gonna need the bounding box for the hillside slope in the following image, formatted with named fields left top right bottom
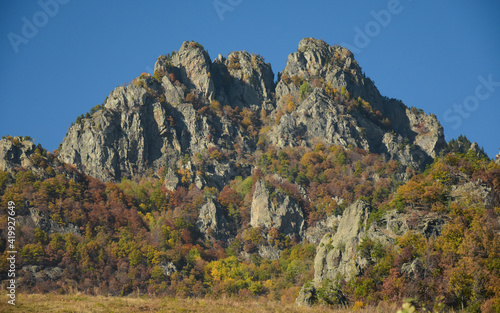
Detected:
left=1, top=39, right=499, bottom=312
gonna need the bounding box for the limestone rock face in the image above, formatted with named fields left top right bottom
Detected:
left=163, top=167, right=179, bottom=191
left=60, top=41, right=273, bottom=184
left=305, top=215, right=340, bottom=246
left=59, top=38, right=445, bottom=183
left=401, top=258, right=423, bottom=280
left=157, top=261, right=177, bottom=277
left=250, top=179, right=304, bottom=238
left=295, top=283, right=317, bottom=307
left=449, top=176, right=494, bottom=208
left=313, top=200, right=372, bottom=283
left=59, top=84, right=181, bottom=182
left=258, top=245, right=281, bottom=261
left=170, top=41, right=214, bottom=97
left=381, top=132, right=428, bottom=170
left=496, top=151, right=500, bottom=164
left=196, top=199, right=231, bottom=241
left=271, top=38, right=445, bottom=170
left=21, top=266, right=63, bottom=283
left=0, top=137, right=36, bottom=171
left=276, top=38, right=375, bottom=103
left=269, top=89, right=371, bottom=150
left=311, top=200, right=449, bottom=288
left=405, top=107, right=446, bottom=159
left=216, top=51, right=275, bottom=109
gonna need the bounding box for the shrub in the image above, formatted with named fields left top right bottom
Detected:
left=89, top=104, right=102, bottom=115
left=299, top=82, right=312, bottom=101
left=153, top=69, right=165, bottom=82
left=188, top=41, right=204, bottom=49
left=275, top=110, right=284, bottom=125
left=185, top=92, right=197, bottom=103
left=209, top=100, right=222, bottom=113
left=325, top=82, right=335, bottom=98
left=209, top=148, right=224, bottom=161
left=281, top=74, right=291, bottom=84
left=75, top=114, right=85, bottom=125
left=291, top=75, right=304, bottom=86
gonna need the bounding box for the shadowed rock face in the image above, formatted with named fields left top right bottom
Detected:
left=0, top=137, right=36, bottom=171
left=197, top=199, right=232, bottom=241
left=59, top=38, right=445, bottom=183
left=250, top=179, right=304, bottom=238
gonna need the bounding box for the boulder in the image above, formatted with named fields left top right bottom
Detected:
left=250, top=179, right=304, bottom=238
left=196, top=199, right=231, bottom=241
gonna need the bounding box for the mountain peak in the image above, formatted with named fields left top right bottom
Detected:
left=297, top=37, right=331, bottom=52
left=59, top=38, right=445, bottom=183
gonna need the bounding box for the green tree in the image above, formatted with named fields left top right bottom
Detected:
left=300, top=82, right=312, bottom=101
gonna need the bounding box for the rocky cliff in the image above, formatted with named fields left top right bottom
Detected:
left=250, top=179, right=304, bottom=238
left=270, top=38, right=445, bottom=169
left=59, top=41, right=273, bottom=182
left=0, top=136, right=36, bottom=172
left=308, top=200, right=447, bottom=287
left=59, top=38, right=445, bottom=184
left=197, top=199, right=232, bottom=241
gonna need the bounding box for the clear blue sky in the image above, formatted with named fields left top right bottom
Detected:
left=1, top=0, right=499, bottom=158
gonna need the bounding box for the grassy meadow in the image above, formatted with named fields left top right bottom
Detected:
left=0, top=293, right=401, bottom=312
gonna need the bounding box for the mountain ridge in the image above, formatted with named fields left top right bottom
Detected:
left=1, top=38, right=499, bottom=312
left=58, top=38, right=445, bottom=184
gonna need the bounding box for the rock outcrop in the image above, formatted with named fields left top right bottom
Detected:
left=270, top=38, right=445, bottom=170
left=313, top=200, right=372, bottom=283
left=297, top=198, right=449, bottom=306
left=305, top=215, right=340, bottom=246
left=269, top=89, right=371, bottom=151
left=59, top=41, right=272, bottom=183
left=157, top=261, right=177, bottom=277
left=59, top=84, right=179, bottom=182
left=59, top=38, right=445, bottom=183
left=214, top=51, right=275, bottom=109
left=163, top=167, right=179, bottom=191
left=250, top=179, right=304, bottom=238
left=0, top=136, right=36, bottom=172
left=196, top=199, right=231, bottom=241
left=21, top=266, right=63, bottom=283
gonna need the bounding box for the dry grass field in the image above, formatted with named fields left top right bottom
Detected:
left=0, top=294, right=401, bottom=313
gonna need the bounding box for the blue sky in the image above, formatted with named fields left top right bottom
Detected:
left=1, top=0, right=499, bottom=158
